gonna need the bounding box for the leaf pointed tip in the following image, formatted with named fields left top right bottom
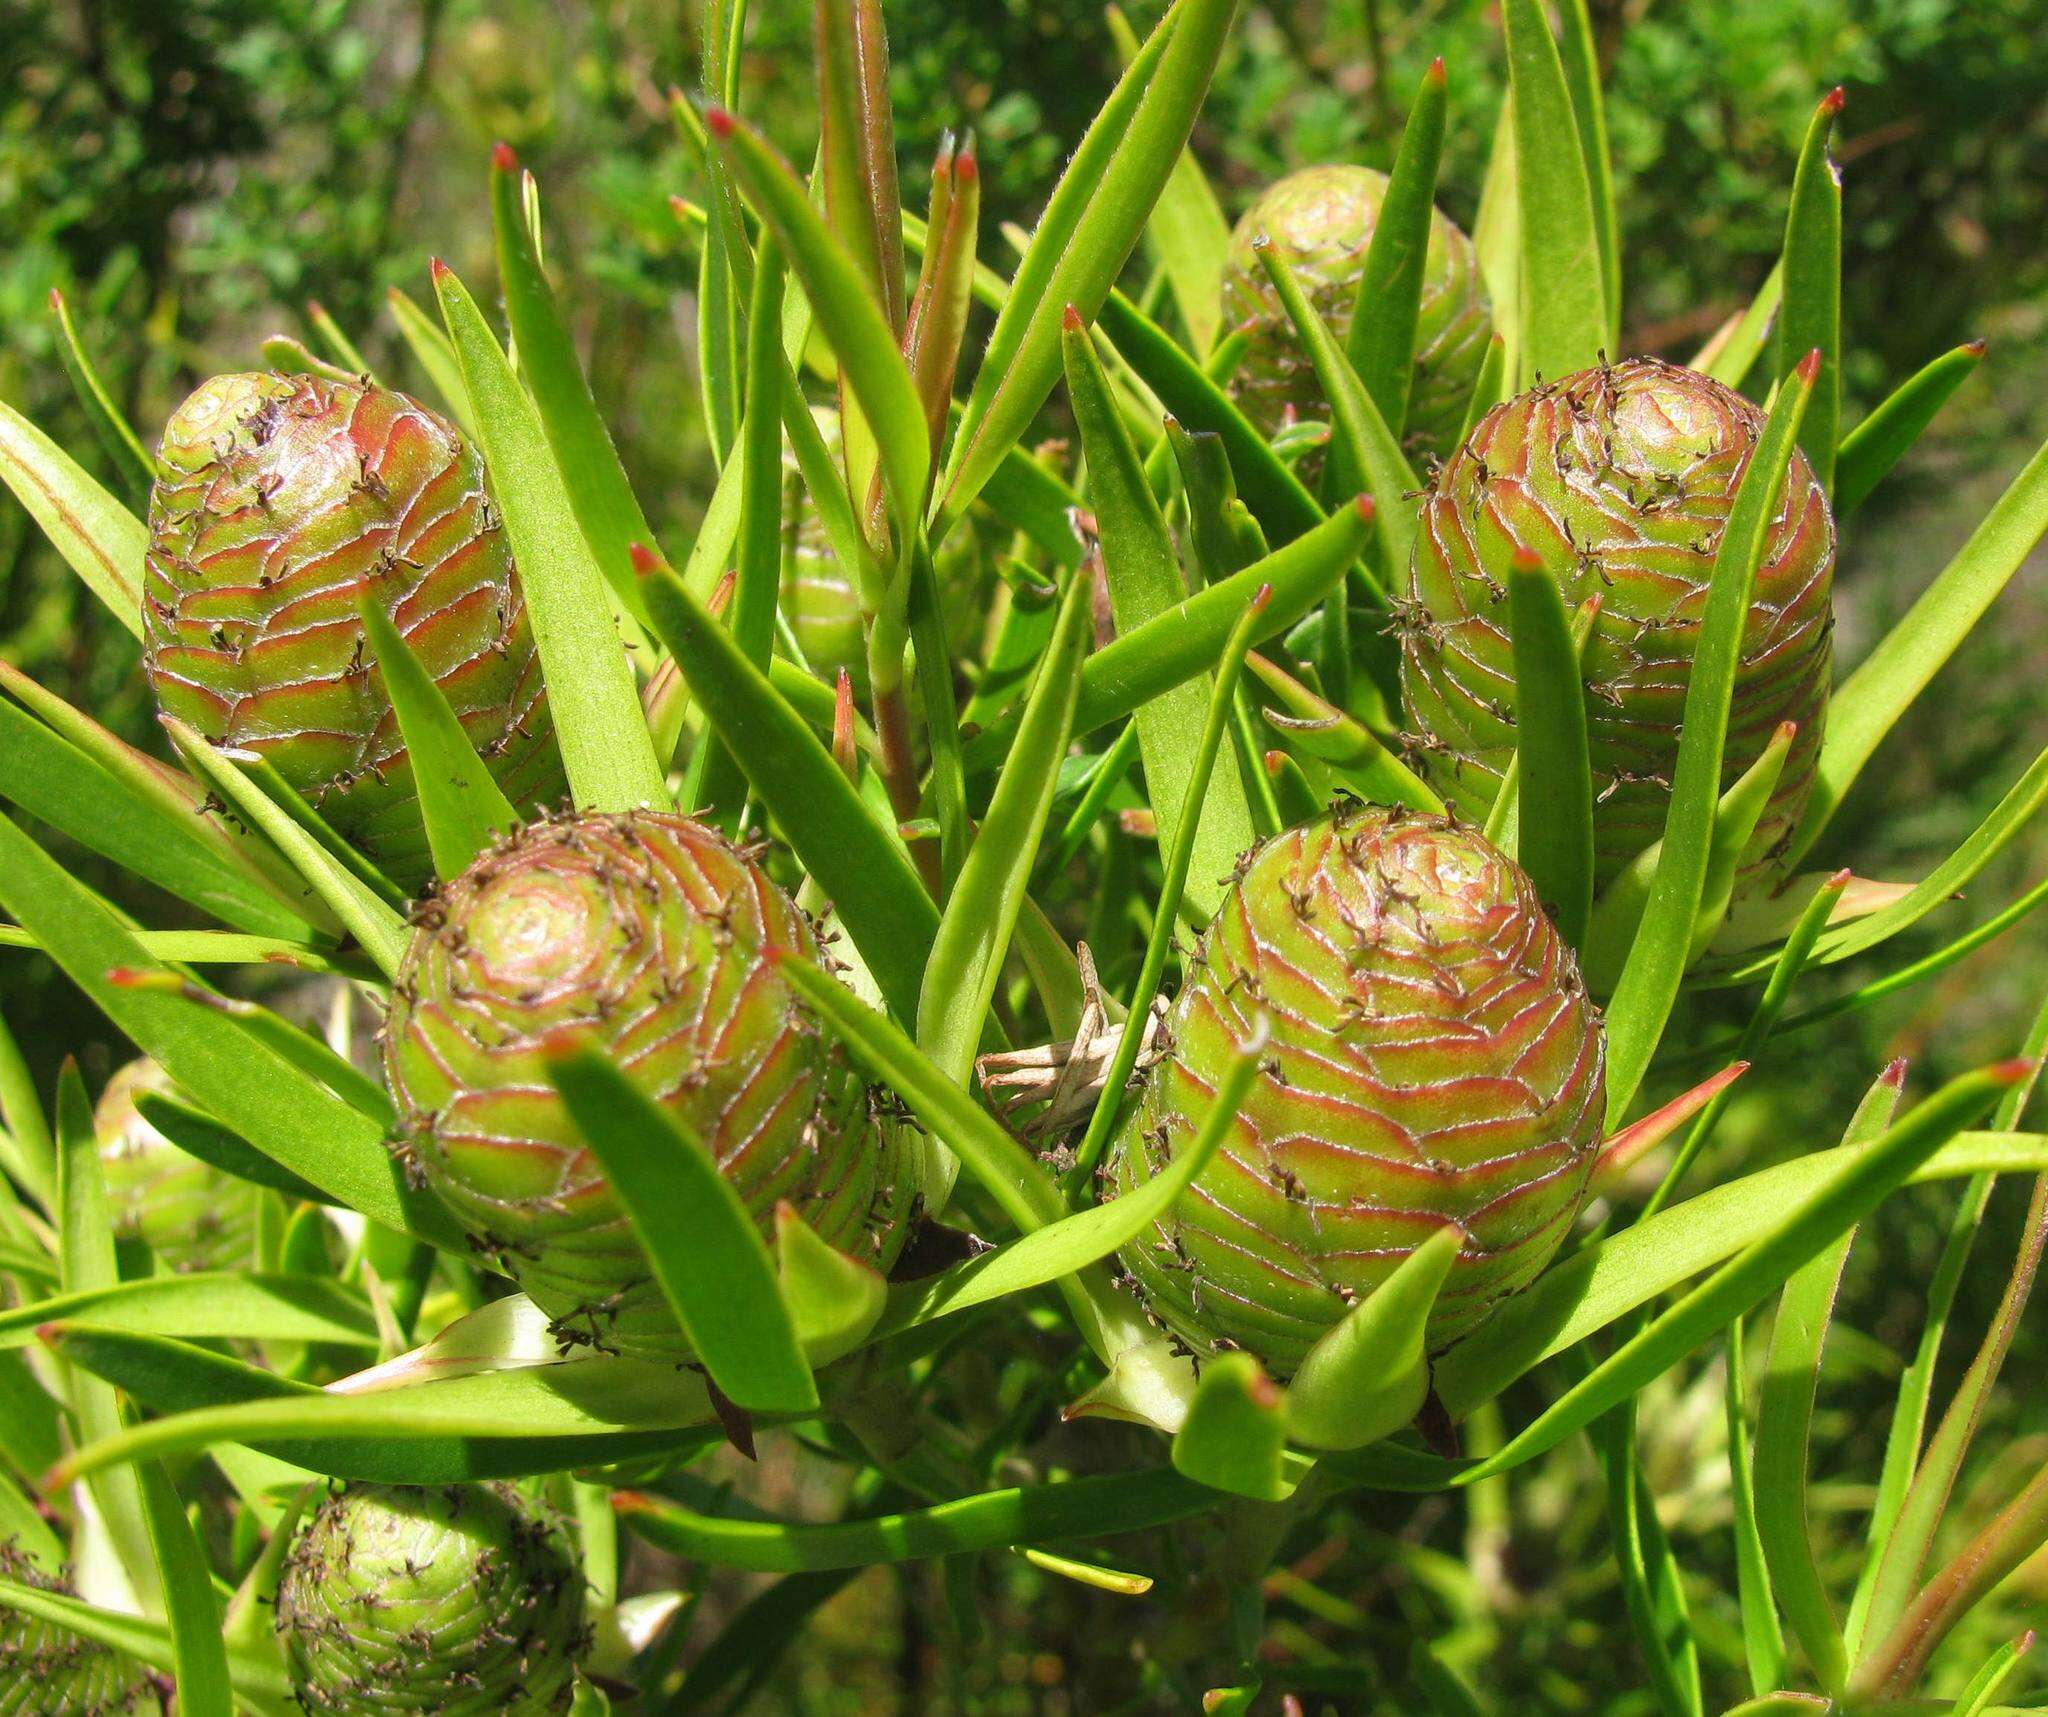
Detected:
left=1964, top=337, right=1989, bottom=358
left=1062, top=303, right=1085, bottom=333
left=429, top=256, right=451, bottom=283
left=628, top=541, right=664, bottom=576
left=1989, top=1057, right=2038, bottom=1085
left=1353, top=494, right=1377, bottom=524
left=704, top=105, right=736, bottom=139
left=1426, top=55, right=1446, bottom=85
left=491, top=139, right=519, bottom=174
left=1881, top=1056, right=1909, bottom=1089
left=46, top=285, right=63, bottom=312
left=1796, top=346, right=1824, bottom=384
left=1821, top=84, right=1846, bottom=116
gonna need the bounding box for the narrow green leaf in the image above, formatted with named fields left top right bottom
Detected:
left=1067, top=601, right=1270, bottom=1192
left=1849, top=989, right=2048, bottom=1658
left=56, top=1064, right=162, bottom=1616
left=637, top=561, right=937, bottom=1021
left=1097, top=288, right=1324, bottom=545
left=1171, top=1351, right=1293, bottom=1501
left=1502, top=0, right=1606, bottom=385
left=1795, top=434, right=2048, bottom=865
left=549, top=1051, right=817, bottom=1414
left=1455, top=1063, right=2019, bottom=1482
left=137, top=1459, right=236, bottom=1717
left=306, top=299, right=372, bottom=375
left=357, top=599, right=519, bottom=881
left=1555, top=0, right=1619, bottom=345
left=778, top=954, right=1064, bottom=1236
left=905, top=139, right=982, bottom=462
left=1596, top=1405, right=1702, bottom=1717
left=1456, top=333, right=1510, bottom=450
left=965, top=500, right=1372, bottom=767
left=1756, top=1067, right=1904, bottom=1696
left=1835, top=341, right=1986, bottom=518
left=0, top=659, right=327, bottom=934
left=1252, top=242, right=1419, bottom=583
left=938, top=0, right=1240, bottom=536
left=1603, top=356, right=1817, bottom=1124
left=775, top=1205, right=887, bottom=1365
left=0, top=399, right=145, bottom=637
left=490, top=147, right=659, bottom=630
left=1585, top=721, right=1796, bottom=992
left=711, top=108, right=929, bottom=531
left=0, top=697, right=315, bottom=940
left=0, top=1273, right=377, bottom=1351
left=1245, top=650, right=1442, bottom=813
left=1695, top=260, right=1784, bottom=391
left=1725, top=1318, right=1790, bottom=1697
left=1344, top=58, right=1449, bottom=447
left=165, top=722, right=408, bottom=980
left=816, top=0, right=907, bottom=534
left=918, top=573, right=1090, bottom=1101
left=1854, top=1457, right=2048, bottom=1699
left=48, top=288, right=154, bottom=500
left=876, top=1043, right=1245, bottom=1338
left=1472, top=93, right=1521, bottom=387
left=1777, top=91, right=1844, bottom=493
left=42, top=1327, right=718, bottom=1486
left=1508, top=554, right=1593, bottom=946
left=1727, top=742, right=2048, bottom=986
left=1438, top=1128, right=2048, bottom=1422
left=134, top=1095, right=332, bottom=1205
left=433, top=262, right=668, bottom=813
left=1286, top=1223, right=1462, bottom=1451
left=615, top=1466, right=1215, bottom=1573
left=1105, top=6, right=1231, bottom=354
left=386, top=285, right=477, bottom=435
left=1943, top=1634, right=2034, bottom=1717
left=0, top=812, right=461, bottom=1252
left=1065, top=317, right=1254, bottom=920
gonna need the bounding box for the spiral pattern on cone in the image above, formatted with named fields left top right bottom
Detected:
left=1398, top=357, right=1835, bottom=887
left=0, top=1546, right=159, bottom=1715
left=383, top=809, right=907, bottom=1360
left=1221, top=164, right=1492, bottom=467
left=1108, top=805, right=1605, bottom=1374
left=142, top=372, right=562, bottom=887
left=275, top=1483, right=585, bottom=1715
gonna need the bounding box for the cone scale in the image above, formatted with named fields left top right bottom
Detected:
left=1398, top=357, right=1836, bottom=887
left=141, top=372, right=563, bottom=887
left=383, top=809, right=908, bottom=1360
left=1107, top=804, right=1606, bottom=1375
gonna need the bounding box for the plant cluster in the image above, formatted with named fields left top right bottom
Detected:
left=2, top=0, right=2047, bottom=1712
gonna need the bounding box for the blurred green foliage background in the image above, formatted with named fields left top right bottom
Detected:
left=6, top=0, right=2048, bottom=1708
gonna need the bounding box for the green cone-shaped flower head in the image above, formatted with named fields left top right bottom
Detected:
left=276, top=1483, right=585, bottom=1715
left=1108, top=805, right=1605, bottom=1373
left=1221, top=164, right=1492, bottom=466
left=782, top=408, right=988, bottom=696
left=95, top=1058, right=257, bottom=1273
left=142, top=372, right=564, bottom=887
left=1399, top=358, right=1836, bottom=887
left=0, top=1545, right=159, bottom=1715
left=384, top=809, right=908, bottom=1358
